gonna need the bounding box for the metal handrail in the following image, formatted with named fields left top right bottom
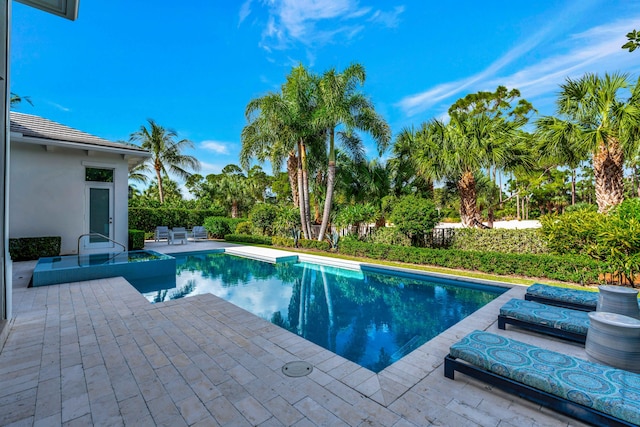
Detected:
left=77, top=232, right=127, bottom=255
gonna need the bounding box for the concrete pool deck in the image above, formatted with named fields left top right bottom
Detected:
left=1, top=240, right=590, bottom=426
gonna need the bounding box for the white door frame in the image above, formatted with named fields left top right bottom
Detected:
left=84, top=182, right=114, bottom=250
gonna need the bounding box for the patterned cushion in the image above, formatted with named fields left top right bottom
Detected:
left=500, top=298, right=590, bottom=336
left=527, top=283, right=598, bottom=309
left=450, top=331, right=640, bottom=425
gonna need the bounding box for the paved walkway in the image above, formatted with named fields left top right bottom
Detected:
left=0, top=241, right=589, bottom=426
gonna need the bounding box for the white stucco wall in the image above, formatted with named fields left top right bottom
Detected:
left=9, top=142, right=130, bottom=255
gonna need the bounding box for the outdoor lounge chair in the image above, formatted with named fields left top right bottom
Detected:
left=191, top=226, right=207, bottom=240
left=444, top=330, right=640, bottom=427
left=498, top=298, right=589, bottom=343
left=154, top=226, right=169, bottom=242
left=169, top=227, right=188, bottom=245
left=525, top=283, right=598, bottom=311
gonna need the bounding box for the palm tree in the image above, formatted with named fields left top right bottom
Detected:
left=241, top=64, right=320, bottom=238
left=130, top=119, right=200, bottom=204
left=314, top=63, right=391, bottom=241
left=414, top=114, right=522, bottom=227
left=537, top=73, right=640, bottom=213
left=535, top=118, right=588, bottom=206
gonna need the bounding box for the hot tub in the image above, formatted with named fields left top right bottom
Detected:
left=31, top=250, right=176, bottom=287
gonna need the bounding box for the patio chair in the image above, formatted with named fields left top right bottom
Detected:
left=169, top=227, right=188, bottom=245
left=444, top=330, right=640, bottom=427
left=154, top=226, right=169, bottom=242
left=191, top=226, right=208, bottom=240
left=498, top=298, right=589, bottom=344
left=525, top=283, right=598, bottom=311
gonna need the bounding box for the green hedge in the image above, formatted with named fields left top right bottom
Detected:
left=272, top=236, right=295, bottom=247
left=204, top=217, right=247, bottom=239
left=298, top=238, right=331, bottom=251
left=224, top=234, right=273, bottom=245
left=128, top=230, right=145, bottom=250
left=9, top=236, right=61, bottom=261
left=450, top=228, right=548, bottom=254
left=338, top=239, right=605, bottom=284
left=129, top=207, right=226, bottom=232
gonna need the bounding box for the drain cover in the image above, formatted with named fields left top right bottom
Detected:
left=282, top=361, right=313, bottom=377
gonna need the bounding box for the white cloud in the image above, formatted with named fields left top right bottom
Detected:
left=239, top=0, right=252, bottom=25
left=199, top=161, right=225, bottom=176
left=368, top=5, right=404, bottom=28
left=46, top=100, right=71, bottom=112
left=200, top=140, right=231, bottom=154
left=256, top=0, right=404, bottom=51
left=395, top=0, right=625, bottom=117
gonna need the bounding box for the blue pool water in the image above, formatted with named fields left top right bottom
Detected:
left=32, top=250, right=175, bottom=287
left=133, top=251, right=506, bottom=373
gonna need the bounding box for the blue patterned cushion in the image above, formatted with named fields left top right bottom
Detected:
left=500, top=298, right=590, bottom=335
left=450, top=331, right=640, bottom=425
left=527, top=283, right=598, bottom=309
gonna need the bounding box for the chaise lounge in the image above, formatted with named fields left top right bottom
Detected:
left=444, top=330, right=640, bottom=427
left=498, top=298, right=590, bottom=343
left=525, top=283, right=598, bottom=311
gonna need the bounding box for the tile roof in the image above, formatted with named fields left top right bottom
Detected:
left=9, top=111, right=147, bottom=154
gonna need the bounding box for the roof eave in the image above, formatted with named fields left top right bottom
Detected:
left=11, top=134, right=152, bottom=168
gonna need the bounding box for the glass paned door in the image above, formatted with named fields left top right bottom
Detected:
left=87, top=185, right=113, bottom=248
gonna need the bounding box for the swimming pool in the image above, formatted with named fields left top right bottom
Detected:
left=133, top=251, right=507, bottom=372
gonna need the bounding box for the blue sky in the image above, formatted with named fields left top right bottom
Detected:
left=10, top=0, right=640, bottom=189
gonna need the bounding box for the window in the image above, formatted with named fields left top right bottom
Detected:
left=85, top=167, right=114, bottom=182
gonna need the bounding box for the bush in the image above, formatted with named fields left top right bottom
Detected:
left=450, top=228, right=548, bottom=254
left=249, top=203, right=278, bottom=236
left=129, top=207, right=226, bottom=231
left=235, top=221, right=253, bottom=235
left=273, top=206, right=301, bottom=237
left=272, top=236, right=296, bottom=247
left=9, top=236, right=61, bottom=261
left=338, top=239, right=605, bottom=284
left=224, top=234, right=273, bottom=245
left=203, top=217, right=246, bottom=239
left=128, top=230, right=145, bottom=250
left=539, top=211, right=603, bottom=255
left=389, top=195, right=440, bottom=246
left=368, top=227, right=411, bottom=246
left=298, top=238, right=331, bottom=251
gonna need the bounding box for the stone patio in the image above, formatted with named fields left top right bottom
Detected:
left=0, top=241, right=590, bottom=426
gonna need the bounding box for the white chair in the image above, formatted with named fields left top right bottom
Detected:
left=154, top=226, right=169, bottom=242
left=191, top=226, right=208, bottom=240
left=169, top=227, right=188, bottom=245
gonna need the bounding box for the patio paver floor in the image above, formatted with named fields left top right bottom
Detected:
left=0, top=241, right=590, bottom=426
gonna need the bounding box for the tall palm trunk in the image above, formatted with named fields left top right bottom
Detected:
left=287, top=152, right=299, bottom=208
left=155, top=166, right=165, bottom=204
left=593, top=138, right=624, bottom=213
left=317, top=128, right=335, bottom=241
left=297, top=139, right=313, bottom=238
left=231, top=201, right=239, bottom=218
left=458, top=170, right=479, bottom=227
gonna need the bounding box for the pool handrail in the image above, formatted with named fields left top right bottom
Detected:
left=77, top=232, right=126, bottom=255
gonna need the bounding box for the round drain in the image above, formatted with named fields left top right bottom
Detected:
left=282, top=361, right=313, bottom=377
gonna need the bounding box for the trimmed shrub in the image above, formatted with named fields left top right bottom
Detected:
left=235, top=221, right=253, bottom=235
left=203, top=216, right=247, bottom=239
left=224, top=234, right=273, bottom=245
left=272, top=236, right=296, bottom=247
left=298, top=238, right=331, bottom=251
left=338, top=239, right=605, bottom=285
left=129, top=207, right=226, bottom=232
left=9, top=236, right=61, bottom=261
left=368, top=227, right=411, bottom=246
left=128, top=230, right=145, bottom=250
left=389, top=195, right=440, bottom=246
left=450, top=228, right=548, bottom=254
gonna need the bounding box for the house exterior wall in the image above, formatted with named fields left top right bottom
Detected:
left=9, top=141, right=130, bottom=255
